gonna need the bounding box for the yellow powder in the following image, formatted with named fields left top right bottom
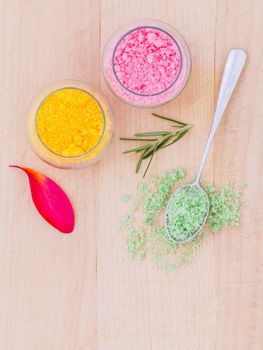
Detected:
left=36, top=88, right=105, bottom=157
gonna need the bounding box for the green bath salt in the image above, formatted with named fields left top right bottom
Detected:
left=120, top=169, right=244, bottom=272
left=166, top=185, right=209, bottom=242
left=121, top=193, right=131, bottom=202
left=205, top=182, right=244, bottom=233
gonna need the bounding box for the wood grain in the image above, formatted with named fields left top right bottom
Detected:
left=0, top=0, right=262, bottom=349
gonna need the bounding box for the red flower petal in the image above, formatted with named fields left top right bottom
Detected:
left=10, top=165, right=74, bottom=234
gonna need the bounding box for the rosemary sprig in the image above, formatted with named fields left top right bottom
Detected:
left=120, top=113, right=192, bottom=177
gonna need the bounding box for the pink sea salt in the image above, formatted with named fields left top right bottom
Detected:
left=113, top=28, right=181, bottom=96
left=103, top=20, right=191, bottom=107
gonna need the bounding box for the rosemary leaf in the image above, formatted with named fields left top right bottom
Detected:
left=123, top=144, right=152, bottom=154
left=136, top=156, right=144, bottom=173
left=143, top=147, right=156, bottom=177
left=120, top=137, right=158, bottom=142
left=152, top=112, right=187, bottom=126
left=136, top=148, right=149, bottom=173
left=134, top=131, right=169, bottom=137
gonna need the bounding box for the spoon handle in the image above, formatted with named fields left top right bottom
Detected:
left=195, top=48, right=247, bottom=184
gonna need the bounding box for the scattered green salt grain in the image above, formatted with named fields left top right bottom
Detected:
left=121, top=194, right=131, bottom=202
left=120, top=169, right=244, bottom=272
left=138, top=168, right=185, bottom=225
left=119, top=215, right=135, bottom=231
left=166, top=185, right=209, bottom=242
left=146, top=225, right=206, bottom=271
left=206, top=182, right=243, bottom=233
left=126, top=227, right=146, bottom=257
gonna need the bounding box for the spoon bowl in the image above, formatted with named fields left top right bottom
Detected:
left=165, top=183, right=209, bottom=243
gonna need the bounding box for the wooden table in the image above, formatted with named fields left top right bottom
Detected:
left=1, top=0, right=263, bottom=349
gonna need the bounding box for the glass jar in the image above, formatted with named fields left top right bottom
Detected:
left=102, top=19, right=191, bottom=108
left=27, top=80, right=113, bottom=169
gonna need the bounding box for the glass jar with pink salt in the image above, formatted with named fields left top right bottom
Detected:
left=102, top=19, right=191, bottom=107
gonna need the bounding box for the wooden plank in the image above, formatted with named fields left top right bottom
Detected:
left=0, top=1, right=100, bottom=349
left=214, top=1, right=263, bottom=349
left=98, top=1, right=216, bottom=349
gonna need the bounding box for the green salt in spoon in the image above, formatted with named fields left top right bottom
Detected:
left=166, top=49, right=247, bottom=243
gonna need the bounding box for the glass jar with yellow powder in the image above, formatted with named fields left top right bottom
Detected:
left=28, top=81, right=113, bottom=169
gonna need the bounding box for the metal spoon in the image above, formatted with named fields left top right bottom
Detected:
left=166, top=49, right=247, bottom=243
